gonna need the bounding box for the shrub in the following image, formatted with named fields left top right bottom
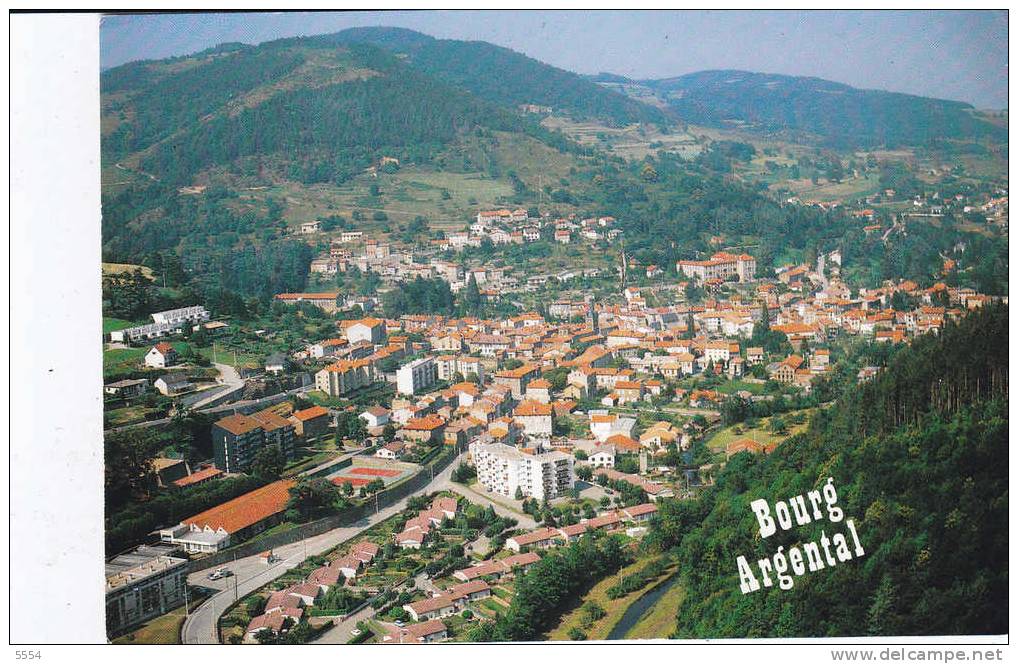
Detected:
left=568, top=627, right=587, bottom=641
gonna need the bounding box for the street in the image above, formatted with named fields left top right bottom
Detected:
left=181, top=449, right=467, bottom=644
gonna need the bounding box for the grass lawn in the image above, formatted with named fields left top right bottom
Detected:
left=105, top=405, right=160, bottom=427
left=715, top=379, right=767, bottom=395
left=112, top=601, right=193, bottom=644
left=706, top=409, right=814, bottom=453
left=103, top=317, right=143, bottom=334
left=623, top=581, right=686, bottom=640
left=544, top=558, right=652, bottom=641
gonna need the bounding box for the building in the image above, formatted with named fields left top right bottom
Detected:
left=104, top=378, right=148, bottom=398
left=676, top=252, right=756, bottom=284
left=470, top=441, right=574, bottom=500
left=212, top=407, right=296, bottom=473
left=435, top=355, right=485, bottom=382
left=300, top=220, right=321, bottom=234
left=274, top=292, right=341, bottom=313
left=493, top=363, right=540, bottom=398
left=360, top=406, right=390, bottom=428
left=315, top=358, right=376, bottom=396
left=344, top=318, right=386, bottom=345
left=106, top=544, right=189, bottom=636
left=109, top=306, right=210, bottom=343
left=160, top=480, right=296, bottom=553
left=401, top=414, right=447, bottom=445
left=513, top=400, right=554, bottom=439
left=264, top=353, right=288, bottom=375
left=145, top=342, right=178, bottom=368
left=154, top=372, right=192, bottom=396
left=289, top=405, right=330, bottom=438
left=397, top=357, right=438, bottom=395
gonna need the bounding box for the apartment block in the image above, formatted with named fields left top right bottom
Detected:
left=470, top=441, right=574, bottom=500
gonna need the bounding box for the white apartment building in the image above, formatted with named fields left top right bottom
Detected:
left=110, top=305, right=210, bottom=343
left=469, top=441, right=575, bottom=500
left=396, top=357, right=439, bottom=395
left=436, top=355, right=485, bottom=382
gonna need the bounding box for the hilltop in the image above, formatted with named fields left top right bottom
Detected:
left=593, top=69, right=1007, bottom=148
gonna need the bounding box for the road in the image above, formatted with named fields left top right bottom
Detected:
left=184, top=363, right=246, bottom=410
left=181, top=449, right=467, bottom=644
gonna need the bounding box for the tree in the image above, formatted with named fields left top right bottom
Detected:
left=286, top=478, right=342, bottom=521
left=251, top=445, right=286, bottom=480
left=576, top=465, right=593, bottom=482
left=461, top=274, right=483, bottom=316
left=514, top=486, right=524, bottom=500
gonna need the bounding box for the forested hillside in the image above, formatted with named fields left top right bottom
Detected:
left=605, top=70, right=1007, bottom=148
left=318, top=27, right=668, bottom=127
left=104, top=40, right=575, bottom=186
left=646, top=305, right=1009, bottom=636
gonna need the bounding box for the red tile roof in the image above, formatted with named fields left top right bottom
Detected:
left=184, top=480, right=295, bottom=534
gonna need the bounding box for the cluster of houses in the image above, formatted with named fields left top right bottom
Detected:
left=244, top=540, right=380, bottom=642
left=504, top=502, right=659, bottom=552
left=394, top=496, right=459, bottom=549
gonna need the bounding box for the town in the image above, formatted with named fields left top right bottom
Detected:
left=104, top=193, right=1005, bottom=644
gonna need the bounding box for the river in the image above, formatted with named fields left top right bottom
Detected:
left=606, top=572, right=682, bottom=640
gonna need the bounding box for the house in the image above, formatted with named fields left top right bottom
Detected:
left=300, top=220, right=321, bottom=234
left=524, top=378, right=552, bottom=404
left=172, top=466, right=224, bottom=489
left=493, top=363, right=540, bottom=398
left=154, top=372, right=192, bottom=396
left=343, top=317, right=386, bottom=345
left=513, top=400, right=554, bottom=439
left=621, top=503, right=658, bottom=523
left=289, top=405, right=330, bottom=439
left=726, top=437, right=777, bottom=458
left=452, top=552, right=540, bottom=582
left=383, top=619, right=448, bottom=644
left=400, top=414, right=447, bottom=445
left=375, top=441, right=406, bottom=460
left=588, top=445, right=615, bottom=468
left=264, top=353, right=288, bottom=375
left=360, top=406, right=390, bottom=428
left=104, top=378, right=148, bottom=398
left=505, top=527, right=564, bottom=552
left=145, top=342, right=178, bottom=369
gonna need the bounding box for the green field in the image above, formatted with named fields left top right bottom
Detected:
left=111, top=597, right=204, bottom=644
left=705, top=409, right=814, bottom=454
left=103, top=317, right=143, bottom=334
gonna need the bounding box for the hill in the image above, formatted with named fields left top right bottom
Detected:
left=601, top=69, right=1007, bottom=148
left=102, top=38, right=580, bottom=186
left=647, top=304, right=1009, bottom=637
left=315, top=27, right=667, bottom=127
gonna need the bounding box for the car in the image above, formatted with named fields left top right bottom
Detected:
left=207, top=571, right=223, bottom=580
left=394, top=620, right=405, bottom=628
left=218, top=568, right=233, bottom=578
left=350, top=629, right=362, bottom=637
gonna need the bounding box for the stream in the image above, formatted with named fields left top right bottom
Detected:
left=606, top=573, right=682, bottom=640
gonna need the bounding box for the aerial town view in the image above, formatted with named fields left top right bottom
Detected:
left=96, top=10, right=1008, bottom=646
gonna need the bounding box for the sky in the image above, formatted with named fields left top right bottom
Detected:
left=100, top=10, right=1009, bottom=108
